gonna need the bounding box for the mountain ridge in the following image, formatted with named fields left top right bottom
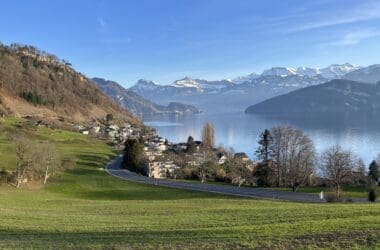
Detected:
left=128, top=63, right=372, bottom=113
left=93, top=77, right=202, bottom=116
left=245, top=79, right=380, bottom=116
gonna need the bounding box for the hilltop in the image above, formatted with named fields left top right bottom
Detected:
left=0, top=43, right=139, bottom=126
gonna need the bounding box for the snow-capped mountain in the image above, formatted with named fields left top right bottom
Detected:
left=234, top=63, right=360, bottom=81
left=232, top=73, right=259, bottom=84
left=344, top=64, right=380, bottom=83
left=319, top=63, right=360, bottom=79
left=296, top=67, right=321, bottom=77
left=246, top=79, right=380, bottom=116
left=172, top=77, right=202, bottom=89
left=129, top=63, right=370, bottom=113
left=93, top=78, right=202, bottom=115
left=262, top=67, right=297, bottom=77
left=129, top=74, right=328, bottom=113
left=131, top=79, right=160, bottom=91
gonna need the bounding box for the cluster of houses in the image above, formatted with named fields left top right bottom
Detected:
left=143, top=134, right=180, bottom=178
left=76, top=121, right=255, bottom=181
left=77, top=123, right=142, bottom=144
left=77, top=122, right=180, bottom=179
left=142, top=132, right=254, bottom=179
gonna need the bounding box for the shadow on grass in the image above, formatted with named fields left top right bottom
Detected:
left=65, top=167, right=104, bottom=176
left=76, top=153, right=114, bottom=165
left=64, top=153, right=116, bottom=176
left=0, top=228, right=377, bottom=249
left=73, top=187, right=218, bottom=201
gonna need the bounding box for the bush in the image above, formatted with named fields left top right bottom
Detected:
left=19, top=91, right=46, bottom=105
left=0, top=168, right=8, bottom=184
left=326, top=192, right=341, bottom=203
left=215, top=169, right=226, bottom=182
left=368, top=188, right=377, bottom=202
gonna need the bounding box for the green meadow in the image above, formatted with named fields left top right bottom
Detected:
left=271, top=186, right=370, bottom=199
left=0, top=118, right=379, bottom=249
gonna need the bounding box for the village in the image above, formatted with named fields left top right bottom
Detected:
left=77, top=120, right=255, bottom=180
left=71, top=116, right=256, bottom=182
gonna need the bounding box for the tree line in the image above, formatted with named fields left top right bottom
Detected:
left=255, top=126, right=379, bottom=198
left=121, top=122, right=379, bottom=201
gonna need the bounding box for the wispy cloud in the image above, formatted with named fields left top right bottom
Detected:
left=335, top=29, right=380, bottom=45
left=319, top=28, right=380, bottom=47
left=289, top=1, right=380, bottom=32
left=97, top=17, right=108, bottom=33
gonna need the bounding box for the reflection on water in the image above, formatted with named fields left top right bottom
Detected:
left=143, top=112, right=380, bottom=165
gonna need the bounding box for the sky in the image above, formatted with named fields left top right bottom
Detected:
left=1, top=0, right=380, bottom=87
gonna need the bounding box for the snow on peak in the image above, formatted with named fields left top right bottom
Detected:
left=296, top=67, right=321, bottom=77
left=258, top=64, right=360, bottom=79
left=262, top=67, right=297, bottom=77
left=232, top=72, right=259, bottom=84
left=172, top=77, right=201, bottom=88
left=320, top=63, right=360, bottom=79
left=133, top=79, right=159, bottom=90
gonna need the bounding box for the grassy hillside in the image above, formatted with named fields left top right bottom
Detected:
left=0, top=119, right=379, bottom=249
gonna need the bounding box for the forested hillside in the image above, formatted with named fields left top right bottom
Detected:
left=245, top=79, right=380, bottom=116
left=0, top=43, right=138, bottom=125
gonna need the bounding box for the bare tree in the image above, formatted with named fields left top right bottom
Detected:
left=320, top=145, right=357, bottom=198
left=35, top=142, right=61, bottom=184
left=230, top=157, right=251, bottom=187
left=270, top=127, right=316, bottom=191
left=198, top=161, right=214, bottom=183
left=202, top=122, right=215, bottom=149
left=14, top=137, right=34, bottom=188
left=270, top=127, right=287, bottom=186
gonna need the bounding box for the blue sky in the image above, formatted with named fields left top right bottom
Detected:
left=1, top=0, right=380, bottom=87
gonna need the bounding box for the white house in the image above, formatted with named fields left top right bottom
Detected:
left=218, top=154, right=227, bottom=165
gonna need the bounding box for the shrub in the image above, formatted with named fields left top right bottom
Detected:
left=326, top=192, right=340, bottom=203
left=368, top=188, right=377, bottom=203
left=215, top=168, right=226, bottom=182
left=19, top=91, right=46, bottom=105
left=0, top=168, right=8, bottom=184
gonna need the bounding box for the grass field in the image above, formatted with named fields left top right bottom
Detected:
left=0, top=118, right=379, bottom=249
left=272, top=186, right=371, bottom=199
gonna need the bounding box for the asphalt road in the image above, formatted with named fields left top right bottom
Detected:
left=105, top=156, right=334, bottom=203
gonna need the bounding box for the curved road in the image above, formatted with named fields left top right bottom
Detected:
left=106, top=156, right=330, bottom=203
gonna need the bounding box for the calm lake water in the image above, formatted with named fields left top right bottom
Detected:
left=143, top=112, right=380, bottom=165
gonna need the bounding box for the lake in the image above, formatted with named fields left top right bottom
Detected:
left=143, top=112, right=380, bottom=165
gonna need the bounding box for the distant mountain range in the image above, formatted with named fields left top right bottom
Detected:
left=343, top=64, right=380, bottom=83
left=129, top=63, right=364, bottom=113
left=245, top=79, right=380, bottom=116
left=92, top=78, right=202, bottom=116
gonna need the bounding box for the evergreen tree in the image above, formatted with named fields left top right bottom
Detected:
left=186, top=136, right=196, bottom=153
left=255, top=129, right=273, bottom=162
left=369, top=160, right=379, bottom=183
left=123, top=139, right=146, bottom=175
